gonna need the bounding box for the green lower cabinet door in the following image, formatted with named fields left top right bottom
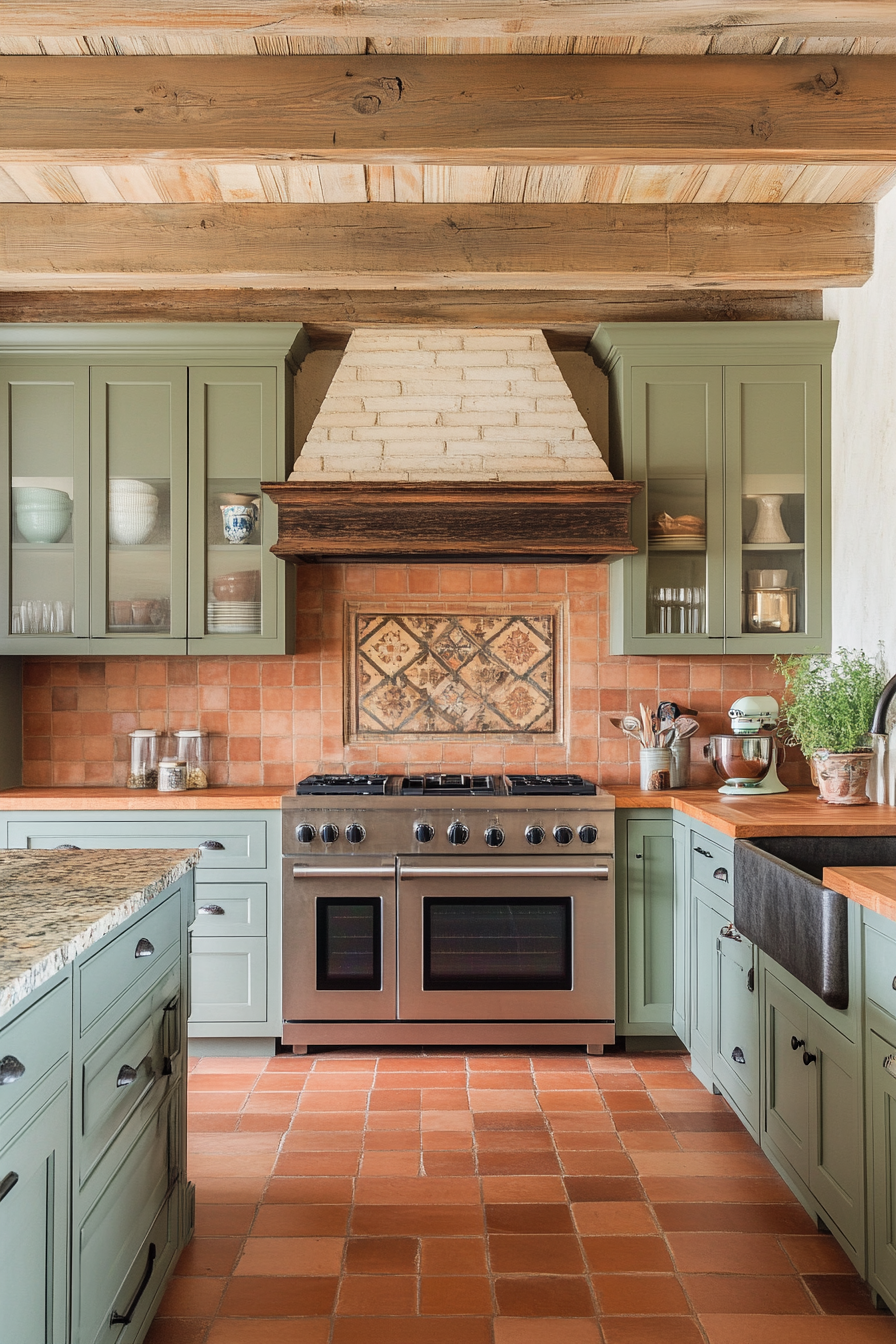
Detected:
left=869, top=1030, right=896, bottom=1311
left=807, top=1010, right=864, bottom=1257
left=763, top=970, right=811, bottom=1185
left=0, top=1086, right=69, bottom=1344
left=190, top=935, right=268, bottom=1022
left=624, top=818, right=674, bottom=1034
left=690, top=888, right=721, bottom=1088
left=714, top=924, right=759, bottom=1138
left=672, top=819, right=690, bottom=1047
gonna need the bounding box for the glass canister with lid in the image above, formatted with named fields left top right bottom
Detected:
left=127, top=729, right=160, bottom=789
left=158, top=757, right=188, bottom=793
left=173, top=729, right=210, bottom=789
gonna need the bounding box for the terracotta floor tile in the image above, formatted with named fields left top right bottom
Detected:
left=663, top=1111, right=745, bottom=1132
left=238, top=1113, right=293, bottom=1132
left=469, top=1090, right=541, bottom=1112
left=632, top=1152, right=771, bottom=1178
left=571, top=1203, right=658, bottom=1235
left=547, top=1113, right=614, bottom=1131
left=336, top=1273, right=417, bottom=1314
left=481, top=1176, right=567, bottom=1203
left=290, top=1112, right=366, bottom=1131
left=421, top=1238, right=489, bottom=1276
left=591, top=1273, right=690, bottom=1315
left=581, top=1235, right=673, bottom=1273
left=187, top=1113, right=241, bottom=1132
left=275, top=1152, right=359, bottom=1177
left=639, top=1072, right=703, bottom=1090
left=495, top=1276, right=595, bottom=1318
left=354, top=1176, right=480, bottom=1205
left=421, top=1276, right=495, bottom=1314
left=423, top=1152, right=476, bottom=1177
left=300, top=1073, right=374, bottom=1091
left=194, top=1204, right=257, bottom=1237
left=537, top=1092, right=604, bottom=1112
left=174, top=1236, right=243, bottom=1277
left=676, top=1132, right=760, bottom=1152
left=595, top=1075, right=646, bottom=1091
left=564, top=1177, right=645, bottom=1203
left=365, top=1131, right=422, bottom=1151
left=219, top=1274, right=339, bottom=1316
left=263, top=1177, right=354, bottom=1204
left=470, top=1072, right=535, bottom=1089
left=699, top=1315, right=896, bottom=1343
left=602, top=1093, right=656, bottom=1112
left=552, top=1133, right=620, bottom=1151
left=618, top=1132, right=680, bottom=1152
left=682, top=1273, right=815, bottom=1314
left=331, top=1317, right=493, bottom=1344
left=361, top=1152, right=422, bottom=1177
left=654, top=1202, right=817, bottom=1234
left=642, top=1176, right=796, bottom=1204
left=623, top=1055, right=688, bottom=1071
left=422, top=1111, right=473, bottom=1131
left=611, top=1113, right=670, bottom=1132
left=283, top=1131, right=364, bottom=1152
left=378, top=1058, right=467, bottom=1072
left=251, top=1204, right=350, bottom=1237
left=532, top=1073, right=598, bottom=1090
left=423, top=1131, right=474, bottom=1150
left=376, top=1073, right=467, bottom=1090
left=803, top=1275, right=880, bottom=1315
left=493, top=1321, right=601, bottom=1344
left=187, top=1092, right=247, bottom=1112
left=468, top=1059, right=534, bottom=1072
left=206, top=1322, right=330, bottom=1344
left=192, top=1177, right=267, bottom=1204
left=485, top=1204, right=576, bottom=1235
left=366, top=1111, right=422, bottom=1131
left=477, top=1152, right=561, bottom=1176
left=651, top=1090, right=732, bottom=1112
left=368, top=1089, right=422, bottom=1110
left=474, top=1112, right=548, bottom=1131
left=265, top=1057, right=317, bottom=1071
left=668, top=1231, right=795, bottom=1275
left=299, top=1091, right=369, bottom=1111
left=488, top=1233, right=585, bottom=1274
left=156, top=1276, right=226, bottom=1316
left=781, top=1236, right=858, bottom=1274
left=344, top=1236, right=418, bottom=1274
left=421, top=1090, right=473, bottom=1111
left=560, top=1153, right=634, bottom=1177
left=191, top=1074, right=258, bottom=1091
left=242, top=1093, right=303, bottom=1112
left=351, top=1206, right=484, bottom=1237
left=189, top=1150, right=275, bottom=1176
left=235, top=1236, right=344, bottom=1276
left=144, top=1320, right=209, bottom=1344
left=600, top=1319, right=705, bottom=1344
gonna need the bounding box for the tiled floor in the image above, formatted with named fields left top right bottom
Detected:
left=148, top=1049, right=896, bottom=1344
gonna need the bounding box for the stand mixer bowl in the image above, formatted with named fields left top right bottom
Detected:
left=705, top=734, right=774, bottom=788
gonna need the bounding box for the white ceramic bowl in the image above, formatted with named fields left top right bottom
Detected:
left=109, top=478, right=157, bottom=497
left=109, top=497, right=158, bottom=545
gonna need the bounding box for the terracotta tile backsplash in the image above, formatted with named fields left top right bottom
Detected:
left=21, top=563, right=806, bottom=789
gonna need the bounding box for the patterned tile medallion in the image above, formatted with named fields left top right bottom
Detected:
left=346, top=606, right=561, bottom=740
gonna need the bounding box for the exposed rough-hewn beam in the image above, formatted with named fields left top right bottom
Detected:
left=1, top=3, right=895, bottom=39
left=0, top=202, right=873, bottom=289
left=4, top=56, right=896, bottom=165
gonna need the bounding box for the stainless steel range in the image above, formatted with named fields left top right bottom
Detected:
left=281, top=774, right=615, bottom=1055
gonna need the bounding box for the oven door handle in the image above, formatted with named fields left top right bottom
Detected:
left=292, top=866, right=395, bottom=878
left=398, top=866, right=609, bottom=879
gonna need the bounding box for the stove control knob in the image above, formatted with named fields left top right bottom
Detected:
left=447, top=822, right=469, bottom=846
left=553, top=825, right=574, bottom=846
left=525, top=825, right=545, bottom=846
left=414, top=822, right=435, bottom=844
left=319, top=823, right=339, bottom=844
left=295, top=823, right=316, bottom=844
left=345, top=823, right=366, bottom=845
left=484, top=826, right=505, bottom=848
left=578, top=825, right=599, bottom=845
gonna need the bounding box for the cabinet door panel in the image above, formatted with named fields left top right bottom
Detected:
left=690, top=888, right=721, bottom=1083
left=809, top=1010, right=863, bottom=1254
left=625, top=818, right=674, bottom=1029
left=189, top=936, right=268, bottom=1022
left=870, top=1030, right=896, bottom=1310
left=764, top=969, right=811, bottom=1184
left=715, top=925, right=759, bottom=1136
left=672, top=819, right=689, bottom=1046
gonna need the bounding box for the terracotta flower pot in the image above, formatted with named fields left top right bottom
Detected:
left=812, top=749, right=874, bottom=805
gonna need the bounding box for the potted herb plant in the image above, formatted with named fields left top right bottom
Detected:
left=774, top=648, right=887, bottom=805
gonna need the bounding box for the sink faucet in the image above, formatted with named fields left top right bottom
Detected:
left=868, top=673, right=896, bottom=803
left=871, top=673, right=896, bottom=735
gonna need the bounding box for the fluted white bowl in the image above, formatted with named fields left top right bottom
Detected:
left=109, top=497, right=158, bottom=545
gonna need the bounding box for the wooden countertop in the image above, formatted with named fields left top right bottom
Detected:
left=0, top=786, right=287, bottom=811
left=606, top=786, right=896, bottom=838
left=822, top=866, right=896, bottom=922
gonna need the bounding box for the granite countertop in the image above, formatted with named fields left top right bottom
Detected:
left=0, top=848, right=199, bottom=1018
left=0, top=786, right=287, bottom=811
left=606, top=786, right=896, bottom=838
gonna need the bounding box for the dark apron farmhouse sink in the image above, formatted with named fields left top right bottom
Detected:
left=734, top=836, right=896, bottom=1009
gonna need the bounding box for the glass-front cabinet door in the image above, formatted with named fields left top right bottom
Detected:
left=1, top=366, right=90, bottom=649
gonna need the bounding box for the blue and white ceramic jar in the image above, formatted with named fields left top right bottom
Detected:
left=220, top=502, right=259, bottom=544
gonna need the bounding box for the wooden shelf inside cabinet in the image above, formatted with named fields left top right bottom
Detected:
left=741, top=542, right=805, bottom=551
left=13, top=542, right=74, bottom=551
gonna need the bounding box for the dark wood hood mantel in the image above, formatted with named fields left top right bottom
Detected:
left=262, top=480, right=642, bottom=564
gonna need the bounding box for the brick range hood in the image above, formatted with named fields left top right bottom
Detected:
left=263, top=327, right=640, bottom=563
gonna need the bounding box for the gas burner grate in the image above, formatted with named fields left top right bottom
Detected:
left=401, top=774, right=497, bottom=797
left=505, top=774, right=597, bottom=796
left=295, top=774, right=390, bottom=796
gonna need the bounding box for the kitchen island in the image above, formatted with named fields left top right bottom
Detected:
left=0, top=848, right=197, bottom=1344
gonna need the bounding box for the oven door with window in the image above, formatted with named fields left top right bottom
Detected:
left=396, top=855, right=613, bottom=1021
left=282, top=860, right=396, bottom=1021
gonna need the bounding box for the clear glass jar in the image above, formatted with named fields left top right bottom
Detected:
left=174, top=729, right=210, bottom=790
left=127, top=729, right=159, bottom=789
left=158, top=757, right=187, bottom=793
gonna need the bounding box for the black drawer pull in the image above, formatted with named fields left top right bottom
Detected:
left=747, top=966, right=755, bottom=993
left=198, top=904, right=226, bottom=916
left=713, top=867, right=729, bottom=883
left=883, top=1055, right=896, bottom=1080
left=116, top=1064, right=139, bottom=1088
left=110, top=1243, right=156, bottom=1326
left=731, top=1046, right=746, bottom=1065
left=53, top=843, right=81, bottom=850
left=802, top=1050, right=817, bottom=1067
left=199, top=840, right=225, bottom=851
left=695, top=846, right=713, bottom=858
left=134, top=937, right=155, bottom=958
left=0, top=1055, right=25, bottom=1085
left=791, top=1036, right=805, bottom=1051
left=0, top=1171, right=19, bottom=1203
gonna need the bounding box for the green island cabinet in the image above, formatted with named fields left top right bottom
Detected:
left=591, top=321, right=836, bottom=654
left=0, top=871, right=193, bottom=1344
left=0, top=323, right=309, bottom=655
left=863, top=908, right=896, bottom=1311
left=0, top=808, right=283, bottom=1056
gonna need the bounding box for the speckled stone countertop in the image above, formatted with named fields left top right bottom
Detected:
left=0, top=848, right=199, bottom=1018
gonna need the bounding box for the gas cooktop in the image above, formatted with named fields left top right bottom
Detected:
left=294, top=773, right=597, bottom=797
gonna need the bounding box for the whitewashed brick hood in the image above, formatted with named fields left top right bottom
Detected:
left=290, top=327, right=613, bottom=483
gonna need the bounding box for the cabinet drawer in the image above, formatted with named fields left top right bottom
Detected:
left=691, top=830, right=733, bottom=895
left=79, top=897, right=180, bottom=1033
left=192, top=883, right=267, bottom=937
left=866, top=921, right=896, bottom=1024
left=189, top=936, right=268, bottom=1023
left=8, top=818, right=267, bottom=874
left=0, top=980, right=71, bottom=1128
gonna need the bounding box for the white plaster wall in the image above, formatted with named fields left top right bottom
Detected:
left=824, top=185, right=896, bottom=664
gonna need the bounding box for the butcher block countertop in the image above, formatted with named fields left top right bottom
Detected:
left=0, top=786, right=286, bottom=811
left=822, top=866, right=896, bottom=923
left=606, top=786, right=896, bottom=838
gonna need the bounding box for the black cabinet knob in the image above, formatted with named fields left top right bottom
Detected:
left=484, top=826, right=505, bottom=848
left=578, top=825, right=598, bottom=845
left=802, top=1050, right=817, bottom=1066
left=791, top=1036, right=805, bottom=1052
left=525, top=825, right=545, bottom=846
left=295, top=823, right=316, bottom=844
left=319, top=824, right=339, bottom=844
left=345, top=823, right=366, bottom=845
left=553, top=825, right=574, bottom=846
left=447, top=822, right=469, bottom=846
left=414, top=822, right=435, bottom=844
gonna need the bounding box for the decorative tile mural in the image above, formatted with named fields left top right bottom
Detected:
left=346, top=605, right=562, bottom=741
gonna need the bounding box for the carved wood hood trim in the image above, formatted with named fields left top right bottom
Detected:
left=261, top=480, right=642, bottom=564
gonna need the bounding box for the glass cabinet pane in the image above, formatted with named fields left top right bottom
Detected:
left=647, top=476, right=707, bottom=635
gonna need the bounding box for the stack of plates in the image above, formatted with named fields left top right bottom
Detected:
left=207, top=600, right=261, bottom=633
left=649, top=535, right=706, bottom=551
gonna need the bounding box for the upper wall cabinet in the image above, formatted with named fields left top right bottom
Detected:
left=0, top=324, right=308, bottom=655
left=591, top=322, right=836, bottom=655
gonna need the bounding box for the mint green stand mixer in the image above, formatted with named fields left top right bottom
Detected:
left=705, top=694, right=788, bottom=796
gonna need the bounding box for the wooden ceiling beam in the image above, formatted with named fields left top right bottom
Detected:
left=1, top=3, right=896, bottom=39
left=0, top=202, right=872, bottom=290
left=4, top=55, right=896, bottom=165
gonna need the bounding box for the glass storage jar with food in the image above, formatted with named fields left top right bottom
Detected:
left=127, top=729, right=160, bottom=789
left=158, top=757, right=187, bottom=793
left=174, top=729, right=210, bottom=789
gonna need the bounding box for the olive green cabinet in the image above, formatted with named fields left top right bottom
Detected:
left=591, top=322, right=836, bottom=655
left=865, top=910, right=896, bottom=1312
left=0, top=324, right=308, bottom=655
left=615, top=811, right=676, bottom=1043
